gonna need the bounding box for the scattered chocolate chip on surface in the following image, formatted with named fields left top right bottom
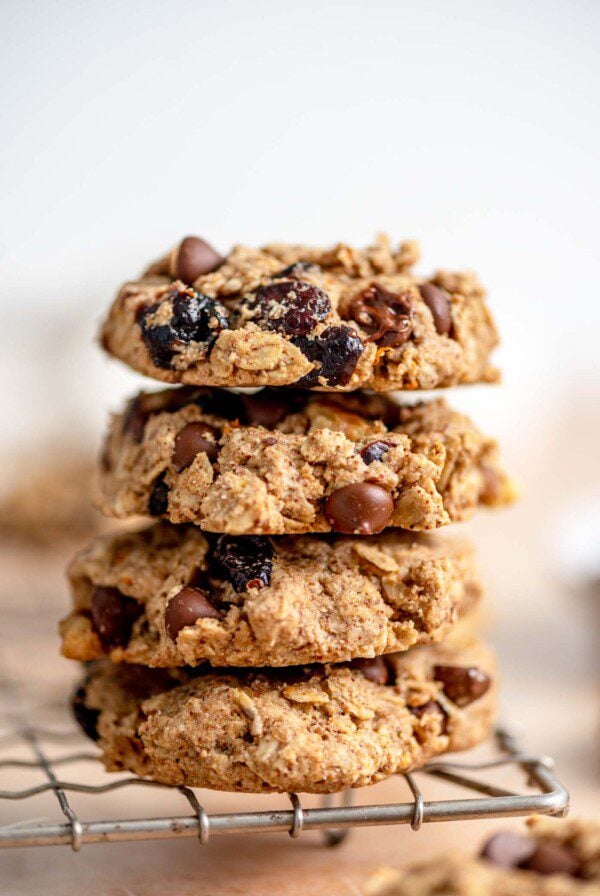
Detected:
left=523, top=841, right=581, bottom=877
left=480, top=831, right=537, bottom=869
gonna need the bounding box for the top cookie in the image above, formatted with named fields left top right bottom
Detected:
left=101, top=235, right=499, bottom=391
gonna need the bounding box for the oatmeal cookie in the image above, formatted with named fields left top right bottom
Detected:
left=100, top=235, right=499, bottom=392
left=60, top=522, right=481, bottom=668
left=97, top=388, right=514, bottom=535
left=73, top=636, right=496, bottom=793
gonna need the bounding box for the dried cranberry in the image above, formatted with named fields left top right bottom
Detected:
left=212, top=535, right=273, bottom=592
left=248, top=279, right=331, bottom=336
left=360, top=441, right=393, bottom=465
left=148, top=473, right=170, bottom=516
left=137, top=287, right=229, bottom=368
left=294, top=326, right=364, bottom=387
left=348, top=284, right=413, bottom=347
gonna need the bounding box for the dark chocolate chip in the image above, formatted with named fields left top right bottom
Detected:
left=325, top=482, right=394, bottom=534
left=480, top=832, right=537, bottom=869
left=72, top=685, right=100, bottom=742
left=410, top=699, right=445, bottom=719
left=212, top=535, right=273, bottom=592
left=360, top=440, right=393, bottom=465
left=172, top=236, right=223, bottom=283
left=350, top=656, right=390, bottom=685
left=348, top=284, right=413, bottom=347
left=433, top=664, right=491, bottom=707
left=249, top=280, right=331, bottom=336
left=241, top=393, right=291, bottom=428
left=90, top=586, right=140, bottom=647
left=172, top=422, right=219, bottom=470
left=419, top=282, right=452, bottom=336
left=294, top=325, right=364, bottom=387
left=148, top=474, right=170, bottom=516
left=523, top=841, right=581, bottom=877
left=165, top=586, right=221, bottom=640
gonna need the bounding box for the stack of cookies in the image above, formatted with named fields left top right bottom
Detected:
left=61, top=234, right=513, bottom=794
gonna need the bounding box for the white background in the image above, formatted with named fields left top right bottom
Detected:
left=1, top=1, right=599, bottom=601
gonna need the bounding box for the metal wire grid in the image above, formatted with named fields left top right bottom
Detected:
left=0, top=662, right=569, bottom=851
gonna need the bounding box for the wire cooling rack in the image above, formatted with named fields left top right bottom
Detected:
left=0, top=659, right=569, bottom=851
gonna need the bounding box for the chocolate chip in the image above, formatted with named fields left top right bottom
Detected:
left=350, top=656, right=390, bottom=685
left=523, top=842, right=581, bottom=877
left=172, top=236, right=223, bottom=283
left=72, top=685, right=100, bottom=741
left=348, top=284, right=413, bottom=347
left=165, top=586, right=221, bottom=640
left=249, top=280, right=331, bottom=336
left=480, top=832, right=536, bottom=869
left=212, top=535, right=273, bottom=592
left=433, top=664, right=491, bottom=706
left=172, top=422, right=219, bottom=470
left=419, top=282, right=452, bottom=335
left=241, top=393, right=291, bottom=428
left=294, top=325, right=364, bottom=387
left=90, top=586, right=140, bottom=647
left=410, top=699, right=443, bottom=718
left=360, top=440, right=393, bottom=465
left=148, top=474, right=170, bottom=516
left=325, top=482, right=394, bottom=534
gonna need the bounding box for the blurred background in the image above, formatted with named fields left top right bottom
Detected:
left=0, top=0, right=598, bottom=892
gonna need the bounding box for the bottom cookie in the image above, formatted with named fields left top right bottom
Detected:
left=364, top=817, right=600, bottom=895
left=73, top=636, right=496, bottom=794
